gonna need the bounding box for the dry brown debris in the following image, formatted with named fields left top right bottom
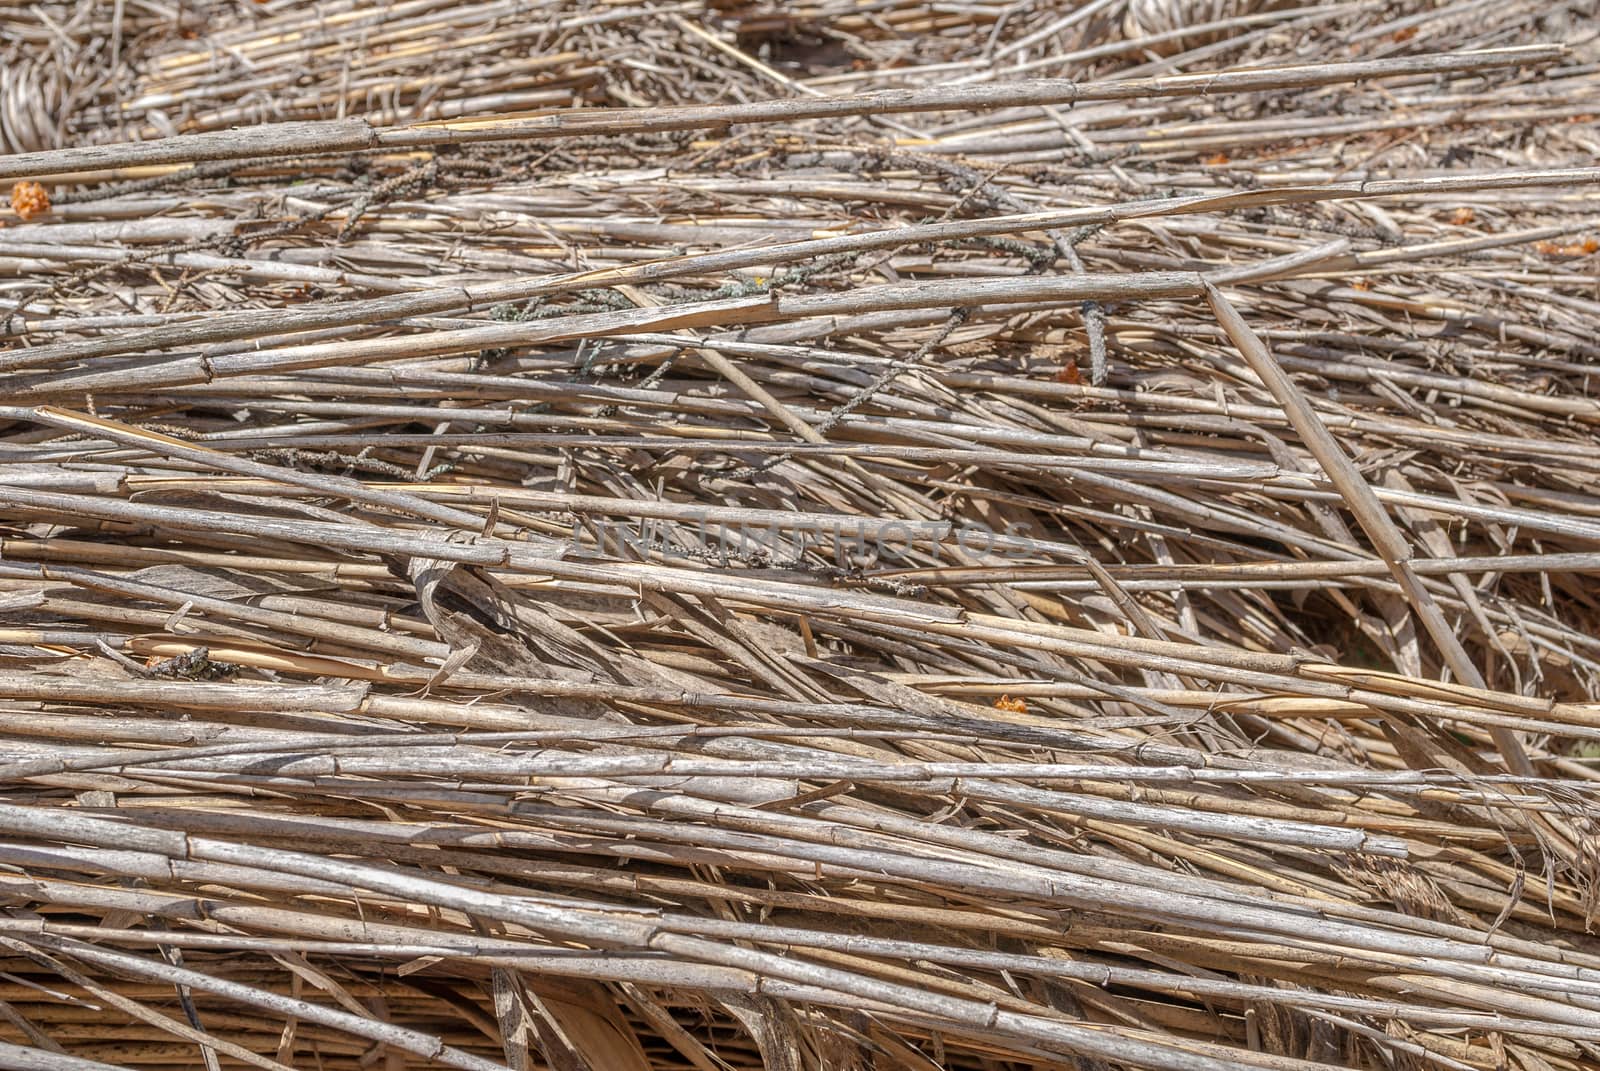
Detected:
left=0, top=2, right=1598, bottom=1070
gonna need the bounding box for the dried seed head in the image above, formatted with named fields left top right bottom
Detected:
left=9, top=181, right=50, bottom=221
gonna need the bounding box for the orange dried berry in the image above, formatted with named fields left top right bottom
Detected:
left=1391, top=25, right=1418, bottom=41
left=1449, top=207, right=1475, bottom=226
left=1201, top=152, right=1230, bottom=166
left=1055, top=363, right=1082, bottom=385
left=1581, top=237, right=1599, bottom=254
left=9, top=181, right=49, bottom=221
left=994, top=695, right=1028, bottom=713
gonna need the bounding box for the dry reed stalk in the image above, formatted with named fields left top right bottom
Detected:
left=2, top=1, right=1600, bottom=1070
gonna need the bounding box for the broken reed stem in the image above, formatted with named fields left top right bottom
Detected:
left=0, top=46, right=1563, bottom=180
left=1204, top=284, right=1537, bottom=779
left=8, top=167, right=1599, bottom=374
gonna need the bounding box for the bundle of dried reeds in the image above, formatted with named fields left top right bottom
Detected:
left=2, top=1, right=1599, bottom=1069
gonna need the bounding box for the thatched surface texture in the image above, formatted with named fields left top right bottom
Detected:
left=3, top=1, right=1600, bottom=1068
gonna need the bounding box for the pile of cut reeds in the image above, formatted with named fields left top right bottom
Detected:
left=2, top=2, right=1600, bottom=1069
